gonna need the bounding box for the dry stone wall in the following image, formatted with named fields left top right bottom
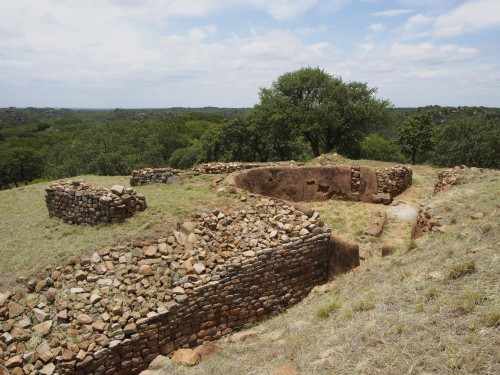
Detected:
left=0, top=198, right=353, bottom=375
left=130, top=168, right=180, bottom=186
left=376, top=166, right=413, bottom=199
left=193, top=161, right=304, bottom=175
left=45, top=180, right=147, bottom=225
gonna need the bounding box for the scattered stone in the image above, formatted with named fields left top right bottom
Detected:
left=471, top=212, right=484, bottom=220
left=0, top=293, right=10, bottom=307
left=171, top=348, right=201, bottom=366
left=271, top=365, right=299, bottom=375
left=193, top=341, right=222, bottom=360
left=426, top=271, right=444, bottom=280
left=229, top=330, right=258, bottom=342
left=138, top=265, right=154, bottom=276
left=8, top=302, right=23, bottom=318
left=32, top=320, right=53, bottom=335
left=77, top=314, right=93, bottom=325
left=180, top=221, right=198, bottom=233
left=39, top=363, right=56, bottom=375
left=363, top=211, right=387, bottom=237
left=33, top=308, right=49, bottom=322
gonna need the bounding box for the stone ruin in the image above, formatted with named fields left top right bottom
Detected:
left=226, top=165, right=412, bottom=205
left=0, top=198, right=359, bottom=375
left=412, top=165, right=487, bottom=239
left=130, top=168, right=180, bottom=186
left=45, top=180, right=147, bottom=225
left=192, top=161, right=304, bottom=175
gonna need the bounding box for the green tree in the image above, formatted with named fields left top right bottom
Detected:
left=397, top=112, right=436, bottom=164
left=360, top=134, right=406, bottom=163
left=0, top=146, right=42, bottom=188
left=432, top=115, right=499, bottom=168
left=253, top=67, right=393, bottom=158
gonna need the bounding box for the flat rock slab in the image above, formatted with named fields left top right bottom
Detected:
left=387, top=204, right=418, bottom=221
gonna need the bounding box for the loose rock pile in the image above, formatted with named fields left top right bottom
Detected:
left=376, top=166, right=413, bottom=198
left=130, top=168, right=180, bottom=186
left=432, top=165, right=487, bottom=194
left=45, top=180, right=147, bottom=225
left=193, top=161, right=303, bottom=175
left=1, top=198, right=340, bottom=375
left=411, top=204, right=443, bottom=239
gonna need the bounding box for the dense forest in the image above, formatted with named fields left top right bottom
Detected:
left=1, top=68, right=499, bottom=190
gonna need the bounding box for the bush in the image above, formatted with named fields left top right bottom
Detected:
left=432, top=115, right=500, bottom=168
left=169, top=141, right=203, bottom=170
left=360, top=134, right=406, bottom=162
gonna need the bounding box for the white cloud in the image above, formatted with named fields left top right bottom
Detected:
left=434, top=0, right=500, bottom=38
left=373, top=9, right=414, bottom=17
left=245, top=0, right=318, bottom=20
left=369, top=23, right=384, bottom=31
left=403, top=13, right=434, bottom=32
left=389, top=42, right=478, bottom=64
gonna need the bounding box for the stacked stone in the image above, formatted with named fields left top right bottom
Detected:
left=433, top=165, right=477, bottom=194
left=0, top=199, right=333, bottom=375
left=193, top=161, right=303, bottom=175
left=411, top=204, right=442, bottom=239
left=376, top=166, right=412, bottom=198
left=45, top=180, right=147, bottom=225
left=130, top=168, right=180, bottom=186
left=350, top=166, right=361, bottom=192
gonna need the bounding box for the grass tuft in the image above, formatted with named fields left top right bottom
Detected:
left=448, top=260, right=476, bottom=279
left=315, top=294, right=343, bottom=319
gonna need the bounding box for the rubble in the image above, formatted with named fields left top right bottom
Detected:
left=0, top=198, right=348, bottom=375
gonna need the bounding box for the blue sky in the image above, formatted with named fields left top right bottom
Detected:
left=1, top=0, right=499, bottom=108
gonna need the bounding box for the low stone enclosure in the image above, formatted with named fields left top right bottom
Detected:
left=0, top=198, right=359, bottom=375
left=130, top=168, right=180, bottom=186
left=45, top=180, right=147, bottom=225
left=193, top=161, right=304, bottom=175
left=226, top=165, right=412, bottom=205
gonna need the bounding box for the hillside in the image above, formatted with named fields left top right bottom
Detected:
left=142, top=165, right=499, bottom=374
left=0, top=158, right=498, bottom=374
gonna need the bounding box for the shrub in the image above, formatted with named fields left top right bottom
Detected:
left=360, top=134, right=406, bottom=163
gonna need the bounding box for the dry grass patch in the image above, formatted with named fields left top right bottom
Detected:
left=147, top=167, right=499, bottom=375
left=0, top=174, right=247, bottom=288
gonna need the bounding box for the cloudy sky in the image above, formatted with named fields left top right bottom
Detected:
left=1, top=0, right=499, bottom=108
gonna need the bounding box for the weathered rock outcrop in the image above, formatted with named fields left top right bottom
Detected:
left=226, top=165, right=412, bottom=204
left=45, top=180, right=147, bottom=225
left=130, top=168, right=180, bottom=186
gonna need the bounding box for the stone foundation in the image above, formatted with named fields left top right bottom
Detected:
left=0, top=199, right=358, bottom=375
left=130, top=168, right=180, bottom=186
left=193, top=161, right=304, bottom=175
left=45, top=180, right=147, bottom=225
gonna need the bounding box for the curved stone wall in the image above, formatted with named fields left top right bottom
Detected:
left=226, top=165, right=412, bottom=204
left=45, top=180, right=147, bottom=225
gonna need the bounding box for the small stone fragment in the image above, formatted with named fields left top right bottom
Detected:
left=171, top=348, right=201, bottom=366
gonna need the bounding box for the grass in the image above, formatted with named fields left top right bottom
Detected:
left=1, top=157, right=498, bottom=374
left=146, top=166, right=499, bottom=375
left=0, top=174, right=247, bottom=289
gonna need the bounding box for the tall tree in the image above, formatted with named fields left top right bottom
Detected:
left=432, top=115, right=499, bottom=168
left=397, top=112, right=436, bottom=164
left=253, top=67, right=393, bottom=158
